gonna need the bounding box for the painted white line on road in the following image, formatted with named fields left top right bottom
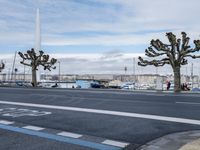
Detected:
left=1, top=100, right=200, bottom=125
left=0, top=120, right=14, bottom=125
left=102, top=140, right=129, bottom=148
left=22, top=125, right=44, bottom=131
left=176, top=102, right=200, bottom=105
left=57, top=131, right=82, bottom=138
left=0, top=124, right=119, bottom=150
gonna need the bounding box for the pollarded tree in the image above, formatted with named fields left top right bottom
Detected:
left=138, top=32, right=200, bottom=92
left=0, top=61, right=5, bottom=72
left=18, top=48, right=57, bottom=87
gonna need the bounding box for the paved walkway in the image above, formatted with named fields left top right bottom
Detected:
left=137, top=130, right=200, bottom=150
left=179, top=138, right=200, bottom=150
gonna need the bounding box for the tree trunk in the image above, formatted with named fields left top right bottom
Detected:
left=32, top=68, right=37, bottom=87
left=173, top=66, right=181, bottom=92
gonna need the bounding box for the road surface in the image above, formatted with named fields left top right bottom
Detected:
left=0, top=87, right=200, bottom=150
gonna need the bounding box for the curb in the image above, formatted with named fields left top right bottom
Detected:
left=137, top=130, right=200, bottom=150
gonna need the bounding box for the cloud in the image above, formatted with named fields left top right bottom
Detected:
left=100, top=50, right=123, bottom=60
left=42, top=32, right=162, bottom=46
left=0, top=0, right=200, bottom=76
left=1, top=0, right=200, bottom=48
left=1, top=52, right=200, bottom=76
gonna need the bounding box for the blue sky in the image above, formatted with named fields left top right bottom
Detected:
left=0, top=0, right=200, bottom=74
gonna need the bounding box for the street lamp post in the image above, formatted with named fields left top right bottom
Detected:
left=13, top=68, right=18, bottom=82
left=124, top=66, right=127, bottom=75
left=191, top=63, right=193, bottom=89
left=24, top=65, right=26, bottom=82
left=58, top=61, right=61, bottom=85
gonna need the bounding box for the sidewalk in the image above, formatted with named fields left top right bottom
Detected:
left=179, top=138, right=200, bottom=150
left=137, top=130, right=200, bottom=150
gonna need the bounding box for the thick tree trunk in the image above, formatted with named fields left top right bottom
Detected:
left=173, top=66, right=181, bottom=92
left=32, top=68, right=37, bottom=87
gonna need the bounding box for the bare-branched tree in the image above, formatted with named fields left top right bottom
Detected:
left=0, top=61, right=5, bottom=72
left=18, top=48, right=57, bottom=87
left=138, top=32, right=200, bottom=92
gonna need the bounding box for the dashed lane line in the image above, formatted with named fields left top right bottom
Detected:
left=22, top=125, right=45, bottom=131
left=0, top=121, right=121, bottom=150
left=102, top=140, right=129, bottom=148
left=0, top=120, right=14, bottom=125
left=176, top=101, right=200, bottom=105
left=1, top=100, right=200, bottom=125
left=57, top=131, right=82, bottom=138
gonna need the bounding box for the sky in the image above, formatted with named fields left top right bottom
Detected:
left=0, top=0, right=200, bottom=75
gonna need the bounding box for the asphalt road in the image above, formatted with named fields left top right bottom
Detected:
left=0, top=87, right=200, bottom=150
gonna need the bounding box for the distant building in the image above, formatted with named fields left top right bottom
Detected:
left=0, top=73, right=199, bottom=89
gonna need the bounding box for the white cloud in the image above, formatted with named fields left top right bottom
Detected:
left=1, top=0, right=200, bottom=47
left=1, top=52, right=200, bottom=76
left=0, top=0, right=200, bottom=75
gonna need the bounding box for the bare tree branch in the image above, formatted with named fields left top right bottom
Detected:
left=138, top=56, right=170, bottom=67
left=138, top=32, right=200, bottom=92
left=18, top=48, right=57, bottom=87
left=185, top=54, right=200, bottom=59
left=18, top=48, right=57, bottom=71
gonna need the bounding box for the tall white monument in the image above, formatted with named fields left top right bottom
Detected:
left=35, top=8, right=41, bottom=81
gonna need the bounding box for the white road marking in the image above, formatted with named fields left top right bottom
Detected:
left=0, top=108, right=51, bottom=118
left=0, top=120, right=14, bottom=125
left=176, top=102, right=200, bottom=105
left=22, top=125, right=44, bottom=131
left=57, top=131, right=82, bottom=138
left=102, top=140, right=129, bottom=148
left=1, top=100, right=200, bottom=125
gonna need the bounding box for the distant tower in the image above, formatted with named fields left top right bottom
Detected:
left=35, top=8, right=41, bottom=81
